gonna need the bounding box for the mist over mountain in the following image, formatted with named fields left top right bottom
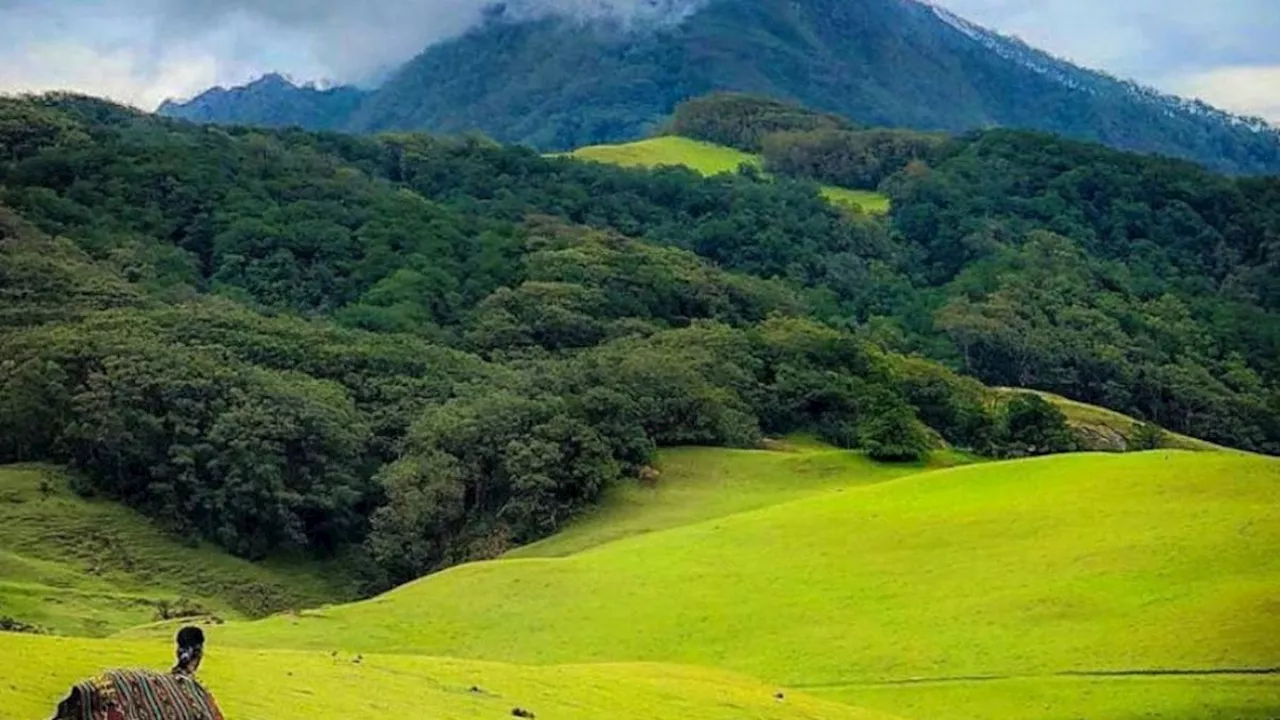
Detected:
left=160, top=0, right=1280, bottom=174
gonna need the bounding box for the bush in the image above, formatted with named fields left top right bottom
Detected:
left=0, top=616, right=45, bottom=634
left=1130, top=422, right=1167, bottom=451
left=859, top=397, right=932, bottom=462
left=994, top=394, right=1077, bottom=458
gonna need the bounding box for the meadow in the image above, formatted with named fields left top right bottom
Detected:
left=568, top=136, right=893, bottom=215
left=818, top=675, right=1280, bottom=720
left=114, top=450, right=1280, bottom=720
left=509, top=443, right=975, bottom=558
left=3, top=441, right=1277, bottom=719
left=0, top=465, right=352, bottom=636
left=0, top=633, right=897, bottom=720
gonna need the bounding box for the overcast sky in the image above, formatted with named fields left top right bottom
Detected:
left=0, top=0, right=1276, bottom=122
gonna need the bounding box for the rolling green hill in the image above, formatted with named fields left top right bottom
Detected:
left=504, top=392, right=1204, bottom=561
left=568, top=136, right=892, bottom=215
left=509, top=443, right=975, bottom=559
left=569, top=137, right=762, bottom=176
left=0, top=466, right=354, bottom=636
left=0, top=633, right=899, bottom=720
left=117, top=449, right=1279, bottom=719
left=1000, top=389, right=1225, bottom=453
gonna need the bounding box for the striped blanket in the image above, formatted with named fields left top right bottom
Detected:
left=54, top=669, right=224, bottom=720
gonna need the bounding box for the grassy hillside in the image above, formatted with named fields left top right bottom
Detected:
left=570, top=136, right=762, bottom=176
left=0, top=633, right=899, bottom=720
left=1007, top=389, right=1225, bottom=452
left=819, top=186, right=893, bottom=215
left=0, top=466, right=354, bottom=636
left=568, top=136, right=892, bottom=215
left=818, top=675, right=1280, bottom=720
left=143, top=452, right=1279, bottom=692
left=510, top=443, right=975, bottom=559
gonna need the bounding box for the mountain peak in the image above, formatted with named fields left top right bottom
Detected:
left=159, top=0, right=1280, bottom=173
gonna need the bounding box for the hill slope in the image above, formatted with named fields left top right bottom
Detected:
left=0, top=634, right=899, bottom=720
left=143, top=452, right=1280, bottom=684
left=567, top=136, right=892, bottom=214
left=161, top=0, right=1280, bottom=174
left=508, top=443, right=974, bottom=559
left=503, top=389, right=1212, bottom=562
left=0, top=466, right=354, bottom=636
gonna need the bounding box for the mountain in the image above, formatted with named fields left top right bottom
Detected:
left=158, top=73, right=368, bottom=132
left=159, top=0, right=1280, bottom=174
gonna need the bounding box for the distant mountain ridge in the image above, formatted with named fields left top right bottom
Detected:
left=158, top=73, right=368, bottom=133
left=160, top=0, right=1280, bottom=174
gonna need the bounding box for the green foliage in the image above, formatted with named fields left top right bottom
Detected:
left=668, top=93, right=856, bottom=152
left=2, top=90, right=1271, bottom=599
left=893, top=134, right=1280, bottom=452
left=0, top=94, right=1011, bottom=590
left=568, top=136, right=892, bottom=214
left=1131, top=422, right=1167, bottom=451
left=995, top=394, right=1078, bottom=458
left=762, top=128, right=944, bottom=190
left=0, top=206, right=145, bottom=327
left=857, top=393, right=933, bottom=462
left=3, top=317, right=374, bottom=559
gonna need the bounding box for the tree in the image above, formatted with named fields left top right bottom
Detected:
left=995, top=394, right=1077, bottom=457
left=858, top=394, right=932, bottom=462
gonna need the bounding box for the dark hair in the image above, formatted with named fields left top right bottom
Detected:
left=173, top=626, right=205, bottom=673
left=176, top=626, right=205, bottom=650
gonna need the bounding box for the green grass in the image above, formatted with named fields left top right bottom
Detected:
left=567, top=136, right=892, bottom=215
left=510, top=444, right=976, bottom=558
left=0, top=633, right=899, bottom=720
left=9, top=445, right=1278, bottom=719
left=0, top=465, right=355, bottom=636
left=569, top=136, right=763, bottom=176
left=141, top=450, right=1279, bottom=706
left=820, top=186, right=893, bottom=214
left=816, top=675, right=1280, bottom=720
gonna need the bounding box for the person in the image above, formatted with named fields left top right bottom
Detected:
left=50, top=626, right=224, bottom=720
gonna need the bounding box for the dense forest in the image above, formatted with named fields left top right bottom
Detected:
left=161, top=0, right=1280, bottom=174
left=1, top=92, right=1276, bottom=592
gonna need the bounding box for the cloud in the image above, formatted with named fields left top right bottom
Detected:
left=0, top=40, right=217, bottom=110
left=0, top=0, right=709, bottom=107
left=1175, top=65, right=1280, bottom=123
left=931, top=0, right=1280, bottom=84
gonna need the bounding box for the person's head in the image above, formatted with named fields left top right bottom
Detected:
left=174, top=626, right=205, bottom=675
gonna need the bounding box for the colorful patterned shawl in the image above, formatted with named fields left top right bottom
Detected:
left=53, top=669, right=224, bottom=720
